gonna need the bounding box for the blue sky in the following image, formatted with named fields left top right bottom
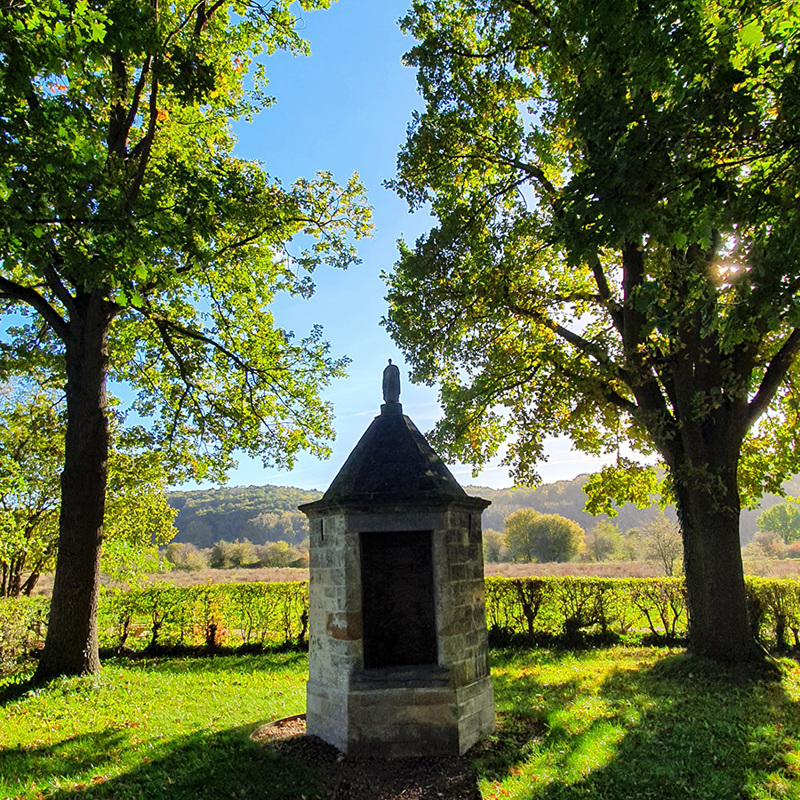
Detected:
left=212, top=0, right=616, bottom=493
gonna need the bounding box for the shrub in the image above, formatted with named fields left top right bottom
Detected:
left=164, top=542, right=209, bottom=571
left=505, top=509, right=585, bottom=563
left=210, top=539, right=259, bottom=569
left=787, top=542, right=800, bottom=559
left=256, top=541, right=306, bottom=568
left=0, top=596, right=48, bottom=672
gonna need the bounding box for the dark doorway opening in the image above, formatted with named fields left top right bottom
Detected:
left=360, top=531, right=437, bottom=669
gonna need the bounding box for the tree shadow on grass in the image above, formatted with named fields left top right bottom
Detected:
left=0, top=674, right=34, bottom=705
left=102, top=650, right=308, bottom=675
left=476, top=650, right=800, bottom=800
left=0, top=651, right=308, bottom=705
left=1, top=728, right=128, bottom=789
left=9, top=723, right=482, bottom=800
left=4, top=723, right=321, bottom=800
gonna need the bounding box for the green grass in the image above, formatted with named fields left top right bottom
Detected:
left=2, top=648, right=800, bottom=799
left=0, top=654, right=312, bottom=800
left=480, top=647, right=800, bottom=800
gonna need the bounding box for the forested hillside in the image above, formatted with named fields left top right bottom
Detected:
left=168, top=475, right=799, bottom=548
left=468, top=479, right=663, bottom=535
left=469, top=474, right=800, bottom=544
left=168, top=486, right=321, bottom=548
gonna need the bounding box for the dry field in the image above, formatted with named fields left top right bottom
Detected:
left=28, top=558, right=800, bottom=597
left=488, top=559, right=800, bottom=578
left=147, top=566, right=310, bottom=587
left=31, top=566, right=310, bottom=596
left=486, top=560, right=664, bottom=578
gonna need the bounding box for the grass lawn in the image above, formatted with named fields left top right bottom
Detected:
left=481, top=648, right=800, bottom=800
left=0, top=653, right=311, bottom=800
left=1, top=647, right=799, bottom=799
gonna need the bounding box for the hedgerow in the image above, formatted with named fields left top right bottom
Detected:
left=96, top=581, right=309, bottom=655
left=483, top=577, right=689, bottom=644
left=2, top=576, right=799, bottom=671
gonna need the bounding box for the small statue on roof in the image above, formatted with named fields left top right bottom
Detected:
left=382, top=359, right=401, bottom=404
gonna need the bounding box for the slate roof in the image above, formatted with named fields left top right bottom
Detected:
left=299, top=403, right=489, bottom=513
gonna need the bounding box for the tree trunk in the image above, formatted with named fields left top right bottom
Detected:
left=673, top=458, right=760, bottom=662
left=21, top=569, right=42, bottom=597
left=8, top=552, right=22, bottom=597
left=35, top=293, right=112, bottom=681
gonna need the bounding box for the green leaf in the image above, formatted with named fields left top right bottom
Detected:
left=740, top=20, right=763, bottom=47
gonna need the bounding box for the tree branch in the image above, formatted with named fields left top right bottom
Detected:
left=746, top=328, right=800, bottom=430
left=42, top=262, right=76, bottom=319
left=127, top=68, right=160, bottom=206
left=151, top=315, right=251, bottom=374
left=193, top=0, right=226, bottom=35
left=588, top=252, right=623, bottom=332
left=122, top=55, right=153, bottom=144
left=0, top=276, right=69, bottom=341
left=504, top=294, right=623, bottom=377
left=501, top=155, right=559, bottom=198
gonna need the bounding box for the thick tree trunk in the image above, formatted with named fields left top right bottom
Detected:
left=673, top=459, right=760, bottom=662
left=35, top=293, right=112, bottom=681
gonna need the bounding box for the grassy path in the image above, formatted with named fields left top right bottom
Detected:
left=1, top=648, right=799, bottom=799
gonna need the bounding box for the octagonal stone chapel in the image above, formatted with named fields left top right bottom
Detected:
left=299, top=361, right=495, bottom=758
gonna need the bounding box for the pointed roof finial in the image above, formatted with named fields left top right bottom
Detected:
left=382, top=359, right=401, bottom=406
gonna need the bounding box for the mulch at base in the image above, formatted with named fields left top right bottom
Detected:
left=252, top=716, right=482, bottom=800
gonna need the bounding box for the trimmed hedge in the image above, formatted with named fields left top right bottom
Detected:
left=97, top=581, right=309, bottom=654
left=2, top=576, right=800, bottom=671
left=483, top=577, right=689, bottom=644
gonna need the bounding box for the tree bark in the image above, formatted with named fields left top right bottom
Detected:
left=35, top=292, right=113, bottom=680
left=673, top=456, right=760, bottom=662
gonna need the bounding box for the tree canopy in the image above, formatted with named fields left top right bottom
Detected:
left=757, top=501, right=800, bottom=544
left=505, top=508, right=585, bottom=563
left=387, top=0, right=800, bottom=662
left=0, top=0, right=370, bottom=479
left=0, top=0, right=370, bottom=678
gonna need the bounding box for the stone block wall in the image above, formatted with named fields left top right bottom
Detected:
left=304, top=503, right=494, bottom=757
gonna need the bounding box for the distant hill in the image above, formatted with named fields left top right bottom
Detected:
left=168, top=474, right=800, bottom=548
left=168, top=485, right=321, bottom=548
left=468, top=474, right=800, bottom=544
left=466, top=477, right=671, bottom=535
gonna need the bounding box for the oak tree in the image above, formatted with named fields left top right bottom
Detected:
left=0, top=0, right=370, bottom=678
left=387, top=0, right=800, bottom=661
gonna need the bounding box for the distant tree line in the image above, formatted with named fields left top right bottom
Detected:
left=484, top=498, right=800, bottom=576
left=483, top=508, right=684, bottom=576
left=165, top=480, right=800, bottom=569
left=164, top=538, right=308, bottom=571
